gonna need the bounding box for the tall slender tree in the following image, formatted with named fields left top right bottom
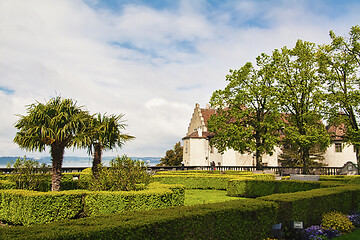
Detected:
left=13, top=97, right=90, bottom=191
left=274, top=40, right=330, bottom=174
left=208, top=53, right=283, bottom=170
left=318, top=25, right=360, bottom=168
left=88, top=113, right=135, bottom=176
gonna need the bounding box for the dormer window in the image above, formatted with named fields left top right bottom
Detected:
left=335, top=143, right=342, bottom=153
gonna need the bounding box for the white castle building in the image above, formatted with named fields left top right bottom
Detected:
left=182, top=103, right=356, bottom=167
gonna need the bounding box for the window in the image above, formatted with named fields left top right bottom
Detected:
left=335, top=143, right=342, bottom=153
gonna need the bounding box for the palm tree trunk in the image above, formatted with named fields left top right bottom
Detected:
left=50, top=143, right=64, bottom=191
left=92, top=143, right=102, bottom=177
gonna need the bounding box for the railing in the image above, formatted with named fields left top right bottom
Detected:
left=0, top=166, right=343, bottom=175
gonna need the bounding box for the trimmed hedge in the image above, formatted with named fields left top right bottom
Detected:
left=227, top=179, right=346, bottom=198
left=0, top=189, right=85, bottom=226
left=153, top=173, right=275, bottom=190
left=0, top=183, right=185, bottom=226
left=0, top=198, right=278, bottom=240
left=319, top=175, right=360, bottom=183
left=0, top=180, right=16, bottom=190
left=258, top=185, right=360, bottom=226
left=84, top=183, right=185, bottom=216
left=155, top=170, right=254, bottom=175
left=153, top=174, right=233, bottom=190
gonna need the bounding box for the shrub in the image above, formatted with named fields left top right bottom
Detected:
left=153, top=174, right=234, bottom=190
left=88, top=155, right=151, bottom=191
left=0, top=189, right=86, bottom=226
left=6, top=157, right=51, bottom=191
left=227, top=179, right=322, bottom=197
left=259, top=185, right=360, bottom=226
left=0, top=180, right=16, bottom=190
left=84, top=182, right=185, bottom=216
left=347, top=177, right=360, bottom=185
left=322, top=211, right=354, bottom=234
left=0, top=198, right=278, bottom=240
left=0, top=183, right=183, bottom=226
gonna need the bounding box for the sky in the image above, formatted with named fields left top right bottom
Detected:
left=0, top=0, right=359, bottom=158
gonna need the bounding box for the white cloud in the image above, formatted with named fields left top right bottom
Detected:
left=0, top=0, right=359, bottom=159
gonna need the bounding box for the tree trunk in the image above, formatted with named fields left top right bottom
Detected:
left=50, top=143, right=64, bottom=191
left=255, top=136, right=263, bottom=170
left=255, top=149, right=263, bottom=170
left=301, top=148, right=310, bottom=174
left=355, top=144, right=360, bottom=175
left=92, top=143, right=102, bottom=178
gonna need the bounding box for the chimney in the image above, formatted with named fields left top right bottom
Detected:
left=198, top=127, right=202, bottom=137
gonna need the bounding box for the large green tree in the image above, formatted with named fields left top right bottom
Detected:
left=208, top=54, right=283, bottom=170
left=318, top=25, right=360, bottom=168
left=273, top=40, right=330, bottom=174
left=13, top=97, right=90, bottom=191
left=157, top=142, right=183, bottom=166
left=88, top=113, right=135, bottom=176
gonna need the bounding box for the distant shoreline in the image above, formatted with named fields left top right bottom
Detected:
left=0, top=156, right=160, bottom=168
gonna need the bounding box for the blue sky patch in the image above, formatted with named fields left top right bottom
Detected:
left=0, top=87, right=15, bottom=95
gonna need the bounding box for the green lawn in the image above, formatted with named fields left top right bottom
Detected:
left=333, top=229, right=360, bottom=240
left=184, top=189, right=241, bottom=206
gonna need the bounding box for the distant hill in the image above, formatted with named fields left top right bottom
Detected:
left=0, top=156, right=160, bottom=167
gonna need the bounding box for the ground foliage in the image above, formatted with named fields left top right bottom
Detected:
left=88, top=155, right=151, bottom=191
left=6, top=157, right=51, bottom=191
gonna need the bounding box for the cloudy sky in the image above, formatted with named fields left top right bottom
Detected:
left=0, top=0, right=359, bottom=158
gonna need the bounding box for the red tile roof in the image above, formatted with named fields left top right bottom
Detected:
left=327, top=123, right=346, bottom=141
left=182, top=131, right=214, bottom=140
left=200, top=108, right=216, bottom=126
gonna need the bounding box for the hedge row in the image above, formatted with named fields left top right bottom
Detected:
left=259, top=185, right=360, bottom=226
left=0, top=198, right=278, bottom=240
left=227, top=179, right=345, bottom=197
left=155, top=170, right=253, bottom=175
left=0, top=183, right=184, bottom=226
left=85, top=183, right=185, bottom=216
left=153, top=173, right=275, bottom=190
left=319, top=175, right=360, bottom=183
left=0, top=180, right=16, bottom=190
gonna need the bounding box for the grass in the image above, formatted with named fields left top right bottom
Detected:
left=184, top=189, right=241, bottom=206
left=333, top=229, right=360, bottom=239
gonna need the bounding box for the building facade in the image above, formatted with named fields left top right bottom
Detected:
left=182, top=103, right=356, bottom=167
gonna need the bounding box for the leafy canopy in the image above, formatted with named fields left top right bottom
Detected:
left=208, top=53, right=283, bottom=169
left=157, top=142, right=183, bottom=166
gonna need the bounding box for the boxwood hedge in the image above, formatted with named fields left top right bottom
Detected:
left=259, top=185, right=360, bottom=226
left=0, top=183, right=185, bottom=226
left=0, top=198, right=278, bottom=240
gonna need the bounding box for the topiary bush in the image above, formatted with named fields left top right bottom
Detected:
left=322, top=211, right=355, bottom=234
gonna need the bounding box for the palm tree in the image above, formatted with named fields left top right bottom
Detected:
left=13, top=97, right=90, bottom=191
left=88, top=113, right=135, bottom=176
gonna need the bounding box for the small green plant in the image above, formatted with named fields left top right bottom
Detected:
left=7, top=156, right=51, bottom=191
left=322, top=211, right=355, bottom=234
left=88, top=155, right=151, bottom=191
